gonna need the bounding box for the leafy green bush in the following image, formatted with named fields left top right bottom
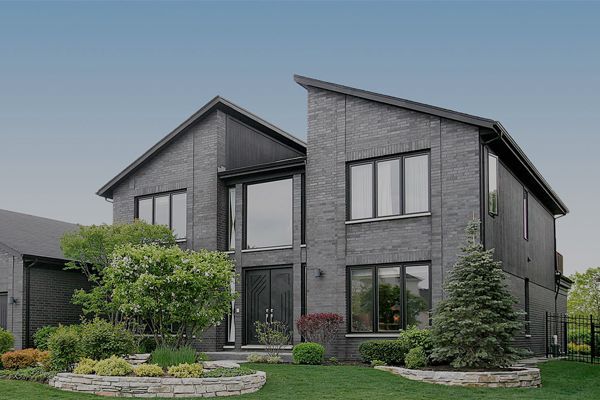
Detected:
left=370, top=359, right=386, bottom=367
left=266, top=356, right=282, bottom=364
left=48, top=325, right=82, bottom=371
left=94, top=356, right=133, bottom=376
left=167, top=363, right=203, bottom=378
left=0, top=367, right=56, bottom=383
left=134, top=364, right=164, bottom=377
left=568, top=342, right=591, bottom=355
left=359, top=340, right=408, bottom=365
left=398, top=327, right=433, bottom=354
left=150, top=346, right=197, bottom=369
left=328, top=357, right=339, bottom=365
left=136, top=336, right=157, bottom=354
left=0, top=327, right=14, bottom=355
left=33, top=326, right=58, bottom=351
left=246, top=353, right=268, bottom=363
left=73, top=358, right=97, bottom=375
left=293, top=342, right=324, bottom=365
left=404, top=346, right=428, bottom=369
left=197, top=352, right=209, bottom=362
left=80, top=318, right=135, bottom=360
left=202, top=367, right=256, bottom=378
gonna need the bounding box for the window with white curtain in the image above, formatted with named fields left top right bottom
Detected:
left=348, top=152, right=430, bottom=221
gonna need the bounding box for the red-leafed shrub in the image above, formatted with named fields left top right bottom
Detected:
left=1, top=348, right=46, bottom=370
left=296, top=313, right=344, bottom=345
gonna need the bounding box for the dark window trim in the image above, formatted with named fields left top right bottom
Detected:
left=134, top=190, right=187, bottom=238
left=524, top=278, right=530, bottom=336
left=243, top=176, right=294, bottom=250
left=227, top=186, right=236, bottom=251
left=523, top=189, right=529, bottom=241
left=346, top=262, right=432, bottom=334
left=301, top=173, right=306, bottom=245
left=488, top=152, right=499, bottom=217
left=347, top=151, right=431, bottom=222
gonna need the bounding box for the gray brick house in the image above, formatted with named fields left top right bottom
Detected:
left=97, top=75, right=570, bottom=358
left=0, top=209, right=90, bottom=349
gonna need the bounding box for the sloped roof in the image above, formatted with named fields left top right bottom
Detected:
left=0, top=209, right=78, bottom=260
left=97, top=96, right=306, bottom=199
left=294, top=74, right=568, bottom=215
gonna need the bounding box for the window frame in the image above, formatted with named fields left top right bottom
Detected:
left=134, top=190, right=187, bottom=239
left=488, top=152, right=499, bottom=217
left=523, top=189, right=529, bottom=241
left=243, top=176, right=294, bottom=250
left=227, top=186, right=236, bottom=251
left=347, top=151, right=431, bottom=222
left=346, top=263, right=432, bottom=334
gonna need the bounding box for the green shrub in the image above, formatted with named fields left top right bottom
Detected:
left=197, top=352, right=209, bottom=362
left=568, top=342, right=591, bottom=355
left=33, top=326, right=58, bottom=351
left=398, top=327, right=433, bottom=354
left=370, top=359, right=386, bottom=367
left=167, top=363, right=203, bottom=378
left=266, top=356, right=282, bottom=364
left=48, top=325, right=82, bottom=371
left=292, top=342, right=324, bottom=365
left=136, top=336, right=157, bottom=354
left=134, top=364, right=164, bottom=377
left=94, top=356, right=133, bottom=376
left=202, top=367, right=256, bottom=378
left=80, top=318, right=135, bottom=360
left=0, top=367, right=56, bottom=383
left=0, top=327, right=14, bottom=355
left=150, top=346, right=197, bottom=369
left=404, top=346, right=428, bottom=369
left=358, top=340, right=408, bottom=365
left=73, top=358, right=97, bottom=375
left=246, top=353, right=267, bottom=363
left=327, top=357, right=339, bottom=365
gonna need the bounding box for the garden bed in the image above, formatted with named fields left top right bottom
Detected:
left=49, top=370, right=266, bottom=397
left=375, top=365, right=541, bottom=388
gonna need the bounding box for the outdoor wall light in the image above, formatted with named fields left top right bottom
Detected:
left=9, top=297, right=17, bottom=304
left=314, top=268, right=324, bottom=278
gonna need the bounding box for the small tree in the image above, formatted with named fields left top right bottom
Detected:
left=431, top=219, right=524, bottom=369
left=104, top=243, right=236, bottom=347
left=61, top=221, right=176, bottom=323
left=296, top=313, right=343, bottom=345
left=568, top=267, right=600, bottom=318
left=254, top=321, right=290, bottom=358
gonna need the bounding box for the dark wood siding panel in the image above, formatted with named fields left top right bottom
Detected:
left=484, top=148, right=556, bottom=289
left=0, top=293, right=7, bottom=330
left=226, top=117, right=303, bottom=169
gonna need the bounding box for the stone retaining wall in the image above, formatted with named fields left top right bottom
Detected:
left=375, top=366, right=541, bottom=388
left=49, top=371, right=266, bottom=398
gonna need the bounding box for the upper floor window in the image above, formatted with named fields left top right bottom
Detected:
left=348, top=264, right=431, bottom=333
left=488, top=153, right=498, bottom=216
left=523, top=190, right=529, bottom=240
left=136, top=191, right=187, bottom=239
left=348, top=152, right=430, bottom=221
left=245, top=178, right=293, bottom=249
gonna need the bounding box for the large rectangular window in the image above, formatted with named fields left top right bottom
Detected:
left=523, top=190, right=529, bottom=240
left=245, top=178, right=293, bottom=249
left=348, top=152, right=430, bottom=221
left=488, top=153, right=498, bottom=216
left=348, top=264, right=431, bottom=333
left=135, top=191, right=187, bottom=239
left=228, top=187, right=236, bottom=250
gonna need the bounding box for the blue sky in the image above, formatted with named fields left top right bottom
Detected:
left=0, top=1, right=598, bottom=275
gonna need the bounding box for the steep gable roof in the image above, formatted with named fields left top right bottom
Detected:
left=0, top=209, right=78, bottom=260
left=294, top=74, right=568, bottom=215
left=97, top=96, right=306, bottom=199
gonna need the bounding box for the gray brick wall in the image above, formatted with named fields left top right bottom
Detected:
left=0, top=251, right=24, bottom=348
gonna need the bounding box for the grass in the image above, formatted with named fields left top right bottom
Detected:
left=0, top=360, right=598, bottom=399
left=149, top=345, right=196, bottom=369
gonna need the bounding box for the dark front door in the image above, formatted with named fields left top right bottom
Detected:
left=244, top=267, right=293, bottom=345
left=0, top=293, right=7, bottom=330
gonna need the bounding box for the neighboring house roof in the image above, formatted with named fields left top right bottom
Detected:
left=0, top=209, right=78, bottom=260
left=294, top=74, right=568, bottom=216
left=97, top=96, right=306, bottom=199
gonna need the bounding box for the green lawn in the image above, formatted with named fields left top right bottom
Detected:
left=0, top=361, right=598, bottom=400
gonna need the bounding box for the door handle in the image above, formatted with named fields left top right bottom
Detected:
left=270, top=309, right=274, bottom=323
left=265, top=308, right=269, bottom=323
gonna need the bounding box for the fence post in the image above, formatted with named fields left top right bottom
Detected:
left=591, top=315, right=596, bottom=364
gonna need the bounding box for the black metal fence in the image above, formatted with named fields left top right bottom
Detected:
left=546, top=313, right=598, bottom=364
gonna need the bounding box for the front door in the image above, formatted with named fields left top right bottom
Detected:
left=244, top=267, right=293, bottom=345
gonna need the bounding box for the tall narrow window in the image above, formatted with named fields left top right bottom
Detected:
left=228, top=187, right=236, bottom=250
left=350, top=268, right=374, bottom=332
left=488, top=153, right=498, bottom=215
left=523, top=190, right=529, bottom=240
left=350, top=164, right=373, bottom=220
left=377, top=159, right=400, bottom=217
left=404, top=265, right=431, bottom=329
left=404, top=154, right=429, bottom=214
left=135, top=191, right=187, bottom=239
left=246, top=178, right=293, bottom=249
left=524, top=278, right=530, bottom=336
left=377, top=267, right=401, bottom=331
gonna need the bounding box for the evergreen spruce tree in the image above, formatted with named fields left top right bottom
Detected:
left=431, top=219, right=524, bottom=369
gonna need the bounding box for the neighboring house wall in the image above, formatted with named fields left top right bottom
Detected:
left=0, top=250, right=24, bottom=348
left=304, top=87, right=481, bottom=359
left=484, top=150, right=563, bottom=354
